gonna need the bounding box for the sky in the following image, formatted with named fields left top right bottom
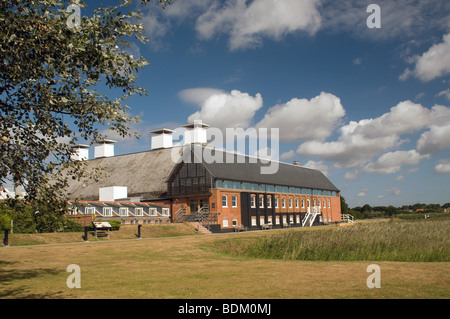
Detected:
left=89, top=0, right=450, bottom=208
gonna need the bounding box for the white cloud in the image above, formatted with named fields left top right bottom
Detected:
left=417, top=123, right=450, bottom=155
left=386, top=187, right=402, bottom=195
left=357, top=189, right=368, bottom=197
left=303, top=160, right=328, bottom=176
left=435, top=159, right=450, bottom=173
left=179, top=88, right=226, bottom=105
left=363, top=150, right=430, bottom=174
left=400, top=33, right=450, bottom=82
left=279, top=150, right=295, bottom=161
left=187, top=89, right=263, bottom=130
left=297, top=101, right=450, bottom=169
left=256, top=92, right=345, bottom=142
left=437, top=88, right=450, bottom=101
left=196, top=0, right=321, bottom=50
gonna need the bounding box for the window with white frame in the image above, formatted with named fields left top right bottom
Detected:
left=302, top=199, right=305, bottom=208
left=296, top=215, right=300, bottom=223
left=135, top=207, right=143, bottom=216
left=275, top=216, right=280, bottom=224
left=275, top=197, right=278, bottom=208
left=307, top=199, right=310, bottom=209
left=119, top=207, right=128, bottom=216
left=232, top=195, right=237, bottom=207
left=103, top=207, right=112, bottom=216
left=232, top=219, right=238, bottom=226
left=268, top=216, right=273, bottom=225
left=328, top=200, right=330, bottom=208
left=223, top=218, right=229, bottom=227
left=282, top=198, right=286, bottom=208
left=260, top=216, right=265, bottom=225
left=149, top=208, right=158, bottom=216
left=85, top=207, right=95, bottom=215
left=289, top=198, right=292, bottom=208
left=162, top=208, right=170, bottom=216
left=251, top=216, right=257, bottom=226
left=250, top=195, right=256, bottom=208
left=222, top=195, right=228, bottom=207
left=267, top=196, right=272, bottom=208
left=289, top=215, right=294, bottom=224
left=259, top=196, right=264, bottom=208
left=295, top=198, right=299, bottom=208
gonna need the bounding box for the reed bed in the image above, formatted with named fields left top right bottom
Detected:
left=217, top=219, right=450, bottom=262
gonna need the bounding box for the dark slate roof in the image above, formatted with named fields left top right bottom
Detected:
left=192, top=146, right=340, bottom=192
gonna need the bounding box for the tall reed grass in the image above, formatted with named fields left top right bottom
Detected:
left=218, top=219, right=450, bottom=262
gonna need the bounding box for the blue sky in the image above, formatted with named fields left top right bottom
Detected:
left=90, top=0, right=450, bottom=207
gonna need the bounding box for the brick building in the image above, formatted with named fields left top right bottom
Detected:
left=64, top=123, right=341, bottom=232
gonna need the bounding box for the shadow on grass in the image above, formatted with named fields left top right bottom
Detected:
left=0, top=261, right=65, bottom=298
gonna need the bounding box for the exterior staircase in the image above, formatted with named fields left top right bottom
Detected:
left=302, top=206, right=320, bottom=227
left=188, top=222, right=212, bottom=234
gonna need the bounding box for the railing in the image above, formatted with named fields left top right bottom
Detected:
left=174, top=206, right=187, bottom=223
left=302, top=206, right=320, bottom=227
left=341, top=214, right=354, bottom=223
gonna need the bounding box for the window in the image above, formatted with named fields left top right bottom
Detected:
left=267, top=196, right=272, bottom=208
left=135, top=207, right=143, bottom=216
left=275, top=216, right=280, bottom=225
left=275, top=198, right=278, bottom=208
left=103, top=207, right=112, bottom=216
left=289, top=198, right=292, bottom=208
left=85, top=207, right=95, bottom=215
left=222, top=195, right=228, bottom=207
left=282, top=216, right=287, bottom=224
left=289, top=215, right=294, bottom=224
left=162, top=208, right=170, bottom=216
left=149, top=208, right=157, bottom=216
left=307, top=199, right=310, bottom=209
left=268, top=216, right=273, bottom=225
left=251, top=216, right=257, bottom=226
left=250, top=195, right=256, bottom=208
left=328, top=215, right=332, bottom=222
left=302, top=199, right=305, bottom=208
left=295, top=198, right=299, bottom=208
left=260, top=216, right=265, bottom=225
left=282, top=198, right=286, bottom=208
left=259, top=196, right=264, bottom=208
left=223, top=218, right=229, bottom=227
left=119, top=207, right=128, bottom=216
left=296, top=215, right=300, bottom=223
left=313, top=199, right=316, bottom=208
left=232, top=195, right=237, bottom=208
left=328, top=200, right=330, bottom=208
left=232, top=219, right=238, bottom=226
left=323, top=200, right=326, bottom=208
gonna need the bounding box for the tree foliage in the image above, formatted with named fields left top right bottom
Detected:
left=0, top=0, right=171, bottom=201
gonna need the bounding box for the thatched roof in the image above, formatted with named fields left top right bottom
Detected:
left=64, top=147, right=182, bottom=201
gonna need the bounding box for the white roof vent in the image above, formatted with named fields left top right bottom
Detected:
left=94, top=139, right=116, bottom=158
left=182, top=121, right=209, bottom=145
left=99, top=186, right=128, bottom=201
left=71, top=144, right=90, bottom=161
left=149, top=128, right=174, bottom=150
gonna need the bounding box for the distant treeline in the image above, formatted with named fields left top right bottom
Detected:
left=341, top=197, right=450, bottom=219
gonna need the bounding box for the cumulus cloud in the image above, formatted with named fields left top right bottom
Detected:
left=297, top=101, right=450, bottom=169
left=437, top=88, right=450, bottom=101
left=417, top=123, right=450, bottom=155
left=400, top=33, right=450, bottom=82
left=256, top=92, right=345, bottom=142
left=195, top=0, right=321, bottom=50
left=303, top=160, right=329, bottom=176
left=179, top=88, right=226, bottom=105
left=363, top=150, right=430, bottom=174
left=187, top=89, right=263, bottom=130
left=435, top=159, right=450, bottom=173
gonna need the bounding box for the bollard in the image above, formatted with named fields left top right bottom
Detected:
left=3, top=229, right=9, bottom=247
left=84, top=226, right=89, bottom=241
left=138, top=224, right=142, bottom=238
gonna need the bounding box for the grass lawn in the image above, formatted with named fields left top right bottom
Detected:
left=0, top=221, right=449, bottom=299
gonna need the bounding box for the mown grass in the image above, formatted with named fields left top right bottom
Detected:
left=215, top=219, right=450, bottom=262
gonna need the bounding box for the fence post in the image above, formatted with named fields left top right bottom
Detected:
left=138, top=224, right=142, bottom=238
left=3, top=229, right=10, bottom=247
